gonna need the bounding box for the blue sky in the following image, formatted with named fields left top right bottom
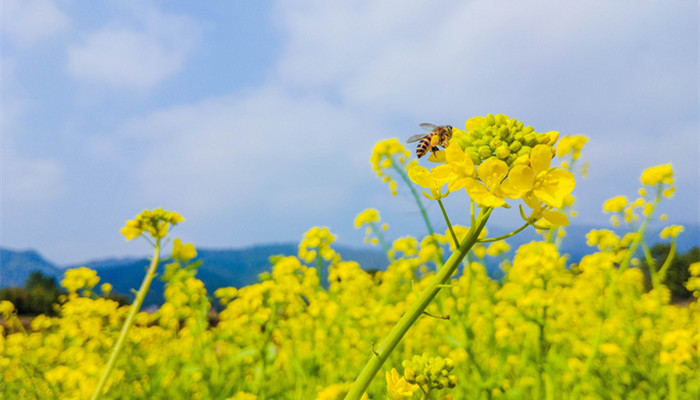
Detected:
left=2, top=0, right=698, bottom=265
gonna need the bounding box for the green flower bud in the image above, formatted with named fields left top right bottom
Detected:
left=416, top=375, right=428, bottom=386
left=508, top=140, right=522, bottom=153
left=448, top=375, right=458, bottom=388
left=489, top=138, right=502, bottom=149
left=505, top=154, right=518, bottom=165
left=478, top=146, right=492, bottom=159
left=486, top=113, right=496, bottom=125
left=465, top=149, right=480, bottom=165
left=404, top=367, right=415, bottom=383
left=523, top=133, right=537, bottom=147
left=495, top=144, right=510, bottom=159
left=445, top=358, right=454, bottom=372
left=517, top=145, right=531, bottom=157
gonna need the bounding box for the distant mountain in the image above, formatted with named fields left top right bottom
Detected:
left=0, top=248, right=63, bottom=288
left=1, top=224, right=697, bottom=306
left=0, top=243, right=392, bottom=307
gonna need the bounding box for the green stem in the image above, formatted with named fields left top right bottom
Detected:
left=370, top=222, right=394, bottom=262
left=344, top=208, right=492, bottom=400
left=657, top=240, right=677, bottom=282
left=668, top=368, right=678, bottom=400
left=91, top=243, right=161, bottom=400
left=438, top=199, right=458, bottom=248
left=479, top=222, right=530, bottom=243
left=391, top=161, right=442, bottom=264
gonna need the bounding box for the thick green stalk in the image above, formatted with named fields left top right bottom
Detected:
left=91, top=244, right=161, bottom=400
left=344, top=208, right=492, bottom=400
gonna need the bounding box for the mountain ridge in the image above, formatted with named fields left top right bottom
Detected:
left=2, top=224, right=697, bottom=306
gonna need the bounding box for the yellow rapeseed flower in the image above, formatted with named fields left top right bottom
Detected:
left=407, top=164, right=449, bottom=200
left=527, top=145, right=576, bottom=208
left=603, top=196, right=628, bottom=213
left=354, top=208, right=380, bottom=228
left=120, top=208, right=184, bottom=241
left=371, top=139, right=411, bottom=196
left=171, top=238, right=197, bottom=261
left=556, top=135, right=588, bottom=160
left=640, top=164, right=673, bottom=186
left=464, top=158, right=511, bottom=208
left=386, top=368, right=419, bottom=399
left=660, top=225, right=684, bottom=239
left=431, top=143, right=476, bottom=192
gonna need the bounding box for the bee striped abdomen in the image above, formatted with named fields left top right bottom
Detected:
left=416, top=135, right=433, bottom=158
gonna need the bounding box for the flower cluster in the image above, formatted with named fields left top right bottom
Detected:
left=370, top=139, right=412, bottom=195
left=298, top=226, right=340, bottom=264
left=408, top=115, right=576, bottom=226
left=120, top=208, right=185, bottom=241
left=402, top=354, right=458, bottom=392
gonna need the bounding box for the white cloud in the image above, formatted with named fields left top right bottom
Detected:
left=66, top=3, right=201, bottom=90
left=121, top=0, right=697, bottom=229
left=3, top=0, right=69, bottom=47
left=273, top=1, right=696, bottom=123
left=121, top=86, right=378, bottom=218
left=1, top=149, right=65, bottom=203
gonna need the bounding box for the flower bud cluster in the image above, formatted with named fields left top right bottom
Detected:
left=298, top=226, right=340, bottom=264
left=402, top=353, right=457, bottom=391
left=453, top=114, right=558, bottom=166
left=61, top=267, right=100, bottom=294
left=120, top=208, right=185, bottom=241
left=371, top=139, right=412, bottom=196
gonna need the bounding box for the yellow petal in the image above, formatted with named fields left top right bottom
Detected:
left=543, top=210, right=569, bottom=226
left=445, top=143, right=465, bottom=163
left=530, top=145, right=553, bottom=174
left=477, top=158, right=509, bottom=189
left=507, top=165, right=535, bottom=191
left=534, top=169, right=575, bottom=208
left=465, top=179, right=506, bottom=208
left=407, top=165, right=431, bottom=188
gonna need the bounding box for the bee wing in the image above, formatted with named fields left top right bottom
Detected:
left=406, top=134, right=428, bottom=143
left=419, top=123, right=438, bottom=131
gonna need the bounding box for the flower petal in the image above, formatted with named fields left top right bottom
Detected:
left=465, top=178, right=506, bottom=208
left=534, top=169, right=576, bottom=208
left=530, top=145, right=553, bottom=174
left=543, top=210, right=570, bottom=226
left=477, top=158, right=509, bottom=189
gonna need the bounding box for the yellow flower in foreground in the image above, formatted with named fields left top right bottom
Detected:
left=640, top=163, right=673, bottom=186
left=465, top=158, right=510, bottom=208
left=408, top=165, right=448, bottom=200
left=522, top=193, right=570, bottom=226
left=386, top=368, right=419, bottom=399
left=431, top=144, right=476, bottom=192
left=506, top=145, right=575, bottom=210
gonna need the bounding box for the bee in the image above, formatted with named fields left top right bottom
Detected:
left=406, top=123, right=453, bottom=158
